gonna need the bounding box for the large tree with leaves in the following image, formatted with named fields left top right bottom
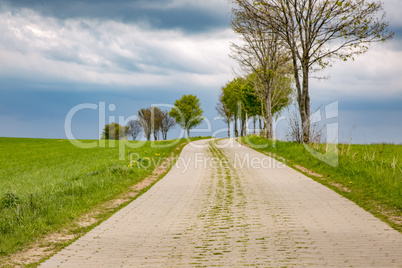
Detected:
left=221, top=79, right=243, bottom=137
left=138, top=107, right=165, bottom=141
left=138, top=108, right=152, bottom=141
left=231, top=7, right=291, bottom=138
left=170, top=94, right=204, bottom=138
left=151, top=107, right=164, bottom=141
left=216, top=88, right=234, bottom=138
left=231, top=0, right=393, bottom=143
left=220, top=75, right=291, bottom=137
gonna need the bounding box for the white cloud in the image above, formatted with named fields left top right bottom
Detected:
left=0, top=8, right=237, bottom=90
left=383, top=0, right=402, bottom=27
left=0, top=2, right=400, bottom=99
left=310, top=41, right=402, bottom=100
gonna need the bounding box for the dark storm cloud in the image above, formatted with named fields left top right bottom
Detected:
left=388, top=26, right=402, bottom=51
left=2, top=0, right=231, bottom=33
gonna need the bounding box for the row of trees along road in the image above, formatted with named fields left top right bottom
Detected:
left=216, top=75, right=292, bottom=138
left=229, top=0, right=393, bottom=143
left=102, top=94, right=204, bottom=140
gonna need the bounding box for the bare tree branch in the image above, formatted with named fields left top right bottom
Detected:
left=231, top=0, right=393, bottom=143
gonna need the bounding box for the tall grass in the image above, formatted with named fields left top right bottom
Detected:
left=243, top=136, right=402, bottom=231
left=0, top=138, right=187, bottom=255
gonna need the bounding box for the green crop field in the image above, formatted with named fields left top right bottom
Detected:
left=242, top=136, right=402, bottom=232
left=2, top=136, right=401, bottom=260
left=0, top=137, right=195, bottom=256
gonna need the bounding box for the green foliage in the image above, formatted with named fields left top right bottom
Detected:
left=138, top=107, right=164, bottom=141
left=243, top=136, right=402, bottom=231
left=241, top=79, right=261, bottom=117
left=169, top=94, right=204, bottom=137
left=216, top=90, right=233, bottom=123
left=221, top=78, right=244, bottom=117
left=232, top=0, right=393, bottom=143
left=220, top=75, right=291, bottom=119
left=102, top=123, right=129, bottom=140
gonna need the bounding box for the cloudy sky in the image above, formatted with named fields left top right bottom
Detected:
left=0, top=0, right=401, bottom=143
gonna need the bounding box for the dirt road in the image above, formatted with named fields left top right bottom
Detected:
left=41, top=139, right=402, bottom=267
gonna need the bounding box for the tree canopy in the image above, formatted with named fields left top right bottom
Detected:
left=161, top=111, right=176, bottom=140
left=219, top=75, right=291, bottom=137
left=127, top=120, right=142, bottom=140
left=137, top=107, right=174, bottom=141
left=231, top=0, right=393, bottom=142
left=102, top=123, right=129, bottom=140
left=169, top=94, right=204, bottom=138
left=138, top=108, right=154, bottom=141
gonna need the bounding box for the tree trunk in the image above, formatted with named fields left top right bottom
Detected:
left=234, top=114, right=238, bottom=137
left=240, top=119, right=244, bottom=137
left=253, top=116, right=256, bottom=135
left=299, top=61, right=310, bottom=144
left=262, top=112, right=273, bottom=139
left=264, top=81, right=273, bottom=139
left=187, top=128, right=190, bottom=138
left=243, top=118, right=246, bottom=136
left=265, top=106, right=273, bottom=139
left=245, top=112, right=249, bottom=136
left=291, top=49, right=310, bottom=144
left=259, top=117, right=262, bottom=136
left=227, top=121, right=230, bottom=138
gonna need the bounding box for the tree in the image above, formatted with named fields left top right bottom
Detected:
left=220, top=78, right=260, bottom=137
left=216, top=88, right=234, bottom=138
left=219, top=75, right=290, bottom=137
left=221, top=79, right=243, bottom=137
left=151, top=107, right=164, bottom=141
left=240, top=78, right=261, bottom=135
left=138, top=107, right=164, bottom=141
left=231, top=6, right=290, bottom=138
left=241, top=78, right=261, bottom=118
left=169, top=94, right=204, bottom=138
left=102, top=123, right=129, bottom=140
left=127, top=120, right=142, bottom=140
left=231, top=7, right=291, bottom=138
left=246, top=71, right=293, bottom=117
left=161, top=111, right=176, bottom=140
left=270, top=71, right=293, bottom=116
left=231, top=0, right=393, bottom=143
left=138, top=108, right=152, bottom=141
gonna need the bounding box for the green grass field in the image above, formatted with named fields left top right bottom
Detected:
left=2, top=136, right=401, bottom=258
left=242, top=136, right=402, bottom=231
left=0, top=137, right=194, bottom=256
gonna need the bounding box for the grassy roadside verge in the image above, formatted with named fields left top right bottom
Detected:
left=0, top=137, right=206, bottom=266
left=241, top=136, right=402, bottom=232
